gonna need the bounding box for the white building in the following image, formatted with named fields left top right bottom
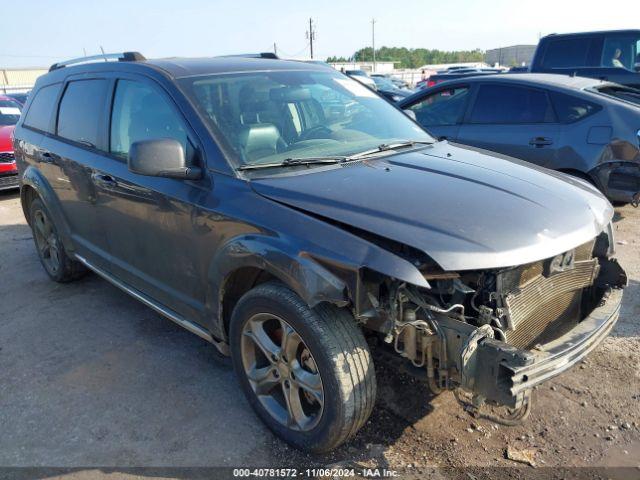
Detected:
left=1, top=68, right=47, bottom=93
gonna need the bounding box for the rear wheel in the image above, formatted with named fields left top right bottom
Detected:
left=29, top=198, right=86, bottom=282
left=229, top=281, right=376, bottom=453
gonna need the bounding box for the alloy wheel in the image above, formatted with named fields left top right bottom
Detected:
left=240, top=313, right=324, bottom=431
left=32, top=208, right=61, bottom=275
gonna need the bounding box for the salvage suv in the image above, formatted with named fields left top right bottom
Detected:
left=13, top=52, right=627, bottom=453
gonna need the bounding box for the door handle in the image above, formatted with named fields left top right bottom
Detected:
left=529, top=137, right=553, bottom=147
left=91, top=172, right=118, bottom=188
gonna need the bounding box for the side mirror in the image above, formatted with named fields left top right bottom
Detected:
left=128, top=138, right=201, bottom=180
left=634, top=62, right=640, bottom=72
left=404, top=109, right=417, bottom=121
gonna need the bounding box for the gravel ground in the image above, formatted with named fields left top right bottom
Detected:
left=0, top=189, right=638, bottom=479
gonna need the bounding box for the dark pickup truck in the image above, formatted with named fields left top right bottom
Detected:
left=530, top=30, right=640, bottom=89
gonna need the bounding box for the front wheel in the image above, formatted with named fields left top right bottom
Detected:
left=229, top=282, right=376, bottom=453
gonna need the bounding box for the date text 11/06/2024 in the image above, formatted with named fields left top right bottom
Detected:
left=232, top=468, right=399, bottom=477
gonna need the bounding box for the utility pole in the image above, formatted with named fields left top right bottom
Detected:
left=371, top=18, right=376, bottom=73
left=306, top=18, right=316, bottom=59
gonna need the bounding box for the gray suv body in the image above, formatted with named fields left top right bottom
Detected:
left=12, top=53, right=627, bottom=452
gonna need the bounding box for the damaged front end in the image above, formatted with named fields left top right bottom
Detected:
left=356, top=228, right=627, bottom=420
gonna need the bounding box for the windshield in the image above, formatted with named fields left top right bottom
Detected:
left=179, top=70, right=432, bottom=168
left=0, top=99, right=22, bottom=126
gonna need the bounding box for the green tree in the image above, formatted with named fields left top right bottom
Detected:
left=330, top=47, right=484, bottom=68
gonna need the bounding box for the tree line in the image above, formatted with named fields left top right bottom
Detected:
left=327, top=47, right=484, bottom=68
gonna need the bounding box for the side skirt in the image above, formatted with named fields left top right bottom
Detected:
left=75, top=254, right=229, bottom=356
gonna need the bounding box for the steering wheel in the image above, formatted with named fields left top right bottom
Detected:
left=298, top=125, right=333, bottom=141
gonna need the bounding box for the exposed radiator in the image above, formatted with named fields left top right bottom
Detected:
left=497, top=241, right=599, bottom=349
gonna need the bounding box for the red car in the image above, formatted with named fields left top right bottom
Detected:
left=0, top=95, right=21, bottom=191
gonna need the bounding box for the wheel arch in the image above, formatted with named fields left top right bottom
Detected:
left=207, top=235, right=349, bottom=340
left=20, top=166, right=75, bottom=252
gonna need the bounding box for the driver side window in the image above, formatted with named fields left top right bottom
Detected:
left=110, top=80, right=191, bottom=161
left=408, top=87, right=469, bottom=127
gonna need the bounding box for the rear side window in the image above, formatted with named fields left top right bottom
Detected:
left=23, top=84, right=61, bottom=133
left=469, top=84, right=555, bottom=124
left=542, top=38, right=590, bottom=68
left=407, top=87, right=469, bottom=126
left=110, top=79, right=189, bottom=159
left=549, top=91, right=601, bottom=123
left=57, top=79, right=109, bottom=147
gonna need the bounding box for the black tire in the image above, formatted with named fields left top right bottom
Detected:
left=229, top=281, right=376, bottom=453
left=29, top=198, right=86, bottom=282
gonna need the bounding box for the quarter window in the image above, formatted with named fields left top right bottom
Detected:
left=549, top=92, right=600, bottom=123
left=23, top=83, right=61, bottom=133
left=469, top=85, right=555, bottom=124
left=110, top=80, right=189, bottom=159
left=57, top=80, right=109, bottom=147
left=407, top=87, right=469, bottom=126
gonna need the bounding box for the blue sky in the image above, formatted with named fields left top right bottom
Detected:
left=3, top=0, right=637, bottom=68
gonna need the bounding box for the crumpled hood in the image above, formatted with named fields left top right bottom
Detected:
left=251, top=142, right=614, bottom=271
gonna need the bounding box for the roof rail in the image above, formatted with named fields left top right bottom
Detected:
left=216, top=52, right=279, bottom=60
left=49, top=51, right=146, bottom=72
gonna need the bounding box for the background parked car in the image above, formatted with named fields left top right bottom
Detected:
left=371, top=73, right=410, bottom=90
left=398, top=73, right=640, bottom=204
left=344, top=69, right=378, bottom=90
left=5, top=92, right=30, bottom=106
left=530, top=29, right=640, bottom=89
left=371, top=75, right=412, bottom=102
left=416, top=68, right=501, bottom=89
left=0, top=95, right=21, bottom=191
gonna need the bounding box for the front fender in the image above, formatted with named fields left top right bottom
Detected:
left=206, top=234, right=349, bottom=338
left=21, top=165, right=75, bottom=253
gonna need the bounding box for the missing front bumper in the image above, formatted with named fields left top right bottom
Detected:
left=467, top=287, right=623, bottom=409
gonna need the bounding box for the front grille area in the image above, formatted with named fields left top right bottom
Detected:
left=0, top=152, right=15, bottom=162
left=498, top=240, right=599, bottom=349
left=0, top=173, right=19, bottom=190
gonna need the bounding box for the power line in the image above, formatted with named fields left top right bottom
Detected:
left=0, top=54, right=68, bottom=58
left=276, top=44, right=310, bottom=59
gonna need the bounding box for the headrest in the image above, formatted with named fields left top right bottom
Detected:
left=239, top=123, right=282, bottom=159
left=269, top=87, right=311, bottom=102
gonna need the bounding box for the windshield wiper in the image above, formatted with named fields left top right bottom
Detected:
left=237, top=141, right=433, bottom=171
left=237, top=156, right=346, bottom=171
left=344, top=140, right=434, bottom=161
